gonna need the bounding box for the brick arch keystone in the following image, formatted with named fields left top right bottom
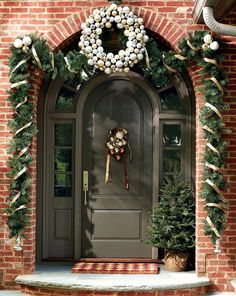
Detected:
left=43, top=8, right=187, bottom=51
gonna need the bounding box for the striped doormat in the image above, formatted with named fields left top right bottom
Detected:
left=71, top=262, right=159, bottom=274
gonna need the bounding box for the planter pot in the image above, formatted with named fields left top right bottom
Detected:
left=163, top=250, right=188, bottom=272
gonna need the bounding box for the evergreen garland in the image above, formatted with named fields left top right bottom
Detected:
left=6, top=29, right=227, bottom=252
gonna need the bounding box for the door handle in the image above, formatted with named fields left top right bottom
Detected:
left=83, top=171, right=89, bottom=205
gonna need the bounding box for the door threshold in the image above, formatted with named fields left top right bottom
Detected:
left=79, top=258, right=159, bottom=263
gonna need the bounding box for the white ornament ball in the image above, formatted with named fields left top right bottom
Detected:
left=138, top=17, right=143, bottom=25
left=130, top=53, right=137, bottom=60
left=81, top=23, right=87, bottom=30
left=14, top=38, right=23, bottom=48
left=137, top=53, right=144, bottom=60
left=124, top=30, right=130, bottom=37
left=78, top=41, right=84, bottom=48
left=203, top=34, right=213, bottom=44
left=22, top=36, right=32, bottom=46
left=85, top=46, right=92, bottom=53
left=105, top=61, right=111, bottom=67
left=124, top=67, right=130, bottom=73
left=96, top=39, right=102, bottom=46
left=112, top=10, right=117, bottom=17
left=118, top=50, right=126, bottom=57
left=97, top=46, right=104, bottom=53
left=107, top=52, right=114, bottom=59
left=96, top=28, right=102, bottom=35
left=117, top=23, right=123, bottom=29
left=116, top=131, right=124, bottom=139
left=136, top=33, right=143, bottom=41
left=123, top=6, right=130, bottom=14
left=84, top=27, right=92, bottom=35
left=111, top=58, right=116, bottom=64
left=127, top=17, right=134, bottom=25
left=210, top=41, right=219, bottom=51
left=143, top=35, right=149, bottom=42
left=105, top=68, right=111, bottom=75
left=116, top=60, right=123, bottom=68
left=94, top=14, right=101, bottom=22
left=87, top=59, right=94, bottom=66
left=115, top=15, right=121, bottom=23
left=105, top=22, right=112, bottom=28
left=110, top=3, right=117, bottom=10
left=202, top=43, right=209, bottom=51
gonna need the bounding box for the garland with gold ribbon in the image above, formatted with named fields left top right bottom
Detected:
left=6, top=23, right=227, bottom=252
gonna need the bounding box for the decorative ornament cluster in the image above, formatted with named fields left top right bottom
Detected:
left=79, top=3, right=148, bottom=74
left=105, top=128, right=128, bottom=160
left=13, top=35, right=32, bottom=52
left=6, top=5, right=227, bottom=254
left=105, top=128, right=131, bottom=190
left=202, top=33, right=219, bottom=51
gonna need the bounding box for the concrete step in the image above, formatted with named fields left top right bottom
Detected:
left=205, top=293, right=236, bottom=296
left=0, top=291, right=29, bottom=295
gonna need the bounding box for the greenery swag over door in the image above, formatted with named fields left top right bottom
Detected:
left=6, top=3, right=228, bottom=252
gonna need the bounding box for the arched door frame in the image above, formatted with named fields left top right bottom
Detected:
left=37, top=70, right=194, bottom=261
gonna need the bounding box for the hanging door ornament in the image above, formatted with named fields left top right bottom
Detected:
left=105, top=128, right=132, bottom=190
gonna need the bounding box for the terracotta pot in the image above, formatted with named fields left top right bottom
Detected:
left=163, top=250, right=188, bottom=272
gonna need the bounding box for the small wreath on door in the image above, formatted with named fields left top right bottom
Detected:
left=105, top=128, right=132, bottom=190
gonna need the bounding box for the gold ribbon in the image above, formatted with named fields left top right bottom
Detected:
left=11, top=80, right=28, bottom=89
left=144, top=47, right=151, bottom=69
left=210, top=77, right=224, bottom=96
left=50, top=52, right=55, bottom=70
left=206, top=216, right=221, bottom=237
left=64, top=57, right=78, bottom=73
left=11, top=205, right=27, bottom=214
left=15, top=122, right=32, bottom=136
left=13, top=167, right=27, bottom=180
left=205, top=102, right=223, bottom=119
left=206, top=178, right=227, bottom=203
left=206, top=143, right=220, bottom=156
left=18, top=146, right=29, bottom=157
left=187, top=39, right=197, bottom=51
left=206, top=202, right=227, bottom=211
left=105, top=154, right=111, bottom=185
left=205, top=162, right=221, bottom=172
left=9, top=191, right=21, bottom=206
left=203, top=57, right=218, bottom=66
left=32, top=46, right=42, bottom=69
left=203, top=125, right=215, bottom=134
left=174, top=54, right=187, bottom=61
left=163, top=60, right=177, bottom=73
left=15, top=97, right=28, bottom=113
left=10, top=59, right=28, bottom=78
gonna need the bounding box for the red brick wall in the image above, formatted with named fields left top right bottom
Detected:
left=0, top=0, right=236, bottom=292
left=21, top=285, right=208, bottom=296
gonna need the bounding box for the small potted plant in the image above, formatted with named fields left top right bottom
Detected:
left=147, top=174, right=195, bottom=271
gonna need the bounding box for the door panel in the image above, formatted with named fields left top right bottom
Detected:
left=81, top=78, right=153, bottom=258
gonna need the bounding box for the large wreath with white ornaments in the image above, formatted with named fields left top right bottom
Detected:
left=79, top=3, right=149, bottom=74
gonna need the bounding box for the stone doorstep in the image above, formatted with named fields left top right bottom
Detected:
left=205, top=293, right=236, bottom=296
left=15, top=264, right=211, bottom=292
left=0, top=291, right=29, bottom=296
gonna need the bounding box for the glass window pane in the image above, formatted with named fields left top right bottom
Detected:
left=55, top=124, right=72, bottom=146
left=55, top=149, right=72, bottom=172
left=55, top=87, right=76, bottom=111
left=54, top=173, right=72, bottom=197
left=163, top=124, right=181, bottom=147
left=163, top=150, right=181, bottom=173
left=159, top=87, right=181, bottom=110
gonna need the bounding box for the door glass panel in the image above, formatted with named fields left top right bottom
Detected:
left=54, top=173, right=72, bottom=197
left=163, top=150, right=181, bottom=173
left=163, top=124, right=181, bottom=147
left=55, top=124, right=72, bottom=146
left=55, top=149, right=72, bottom=171
left=55, top=87, right=76, bottom=111
left=159, top=87, right=181, bottom=110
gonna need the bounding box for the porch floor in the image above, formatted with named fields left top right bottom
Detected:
left=15, top=264, right=210, bottom=292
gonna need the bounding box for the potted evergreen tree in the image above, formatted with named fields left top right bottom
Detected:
left=147, top=174, right=195, bottom=271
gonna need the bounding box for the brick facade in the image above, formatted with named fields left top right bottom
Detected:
left=0, top=0, right=236, bottom=293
